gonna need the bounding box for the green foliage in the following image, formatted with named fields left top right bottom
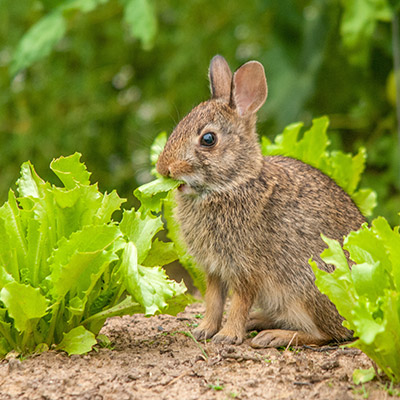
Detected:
left=122, top=0, right=157, bottom=50
left=310, top=217, right=400, bottom=382
left=11, top=10, right=67, bottom=76
left=340, top=0, right=392, bottom=65
left=10, top=0, right=156, bottom=76
left=208, top=380, right=224, bottom=391
left=0, top=153, right=189, bottom=357
left=262, top=116, right=377, bottom=216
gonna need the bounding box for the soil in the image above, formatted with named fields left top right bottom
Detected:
left=0, top=302, right=398, bottom=400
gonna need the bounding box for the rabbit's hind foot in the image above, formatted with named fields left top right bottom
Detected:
left=250, top=329, right=330, bottom=348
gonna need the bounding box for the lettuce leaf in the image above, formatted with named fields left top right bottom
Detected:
left=0, top=282, right=48, bottom=333
left=120, top=242, right=188, bottom=316
left=120, top=209, right=163, bottom=263
left=134, top=177, right=182, bottom=213
left=56, top=326, right=97, bottom=356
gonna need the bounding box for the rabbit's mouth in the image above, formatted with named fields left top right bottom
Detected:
left=177, top=178, right=206, bottom=196
left=178, top=183, right=196, bottom=195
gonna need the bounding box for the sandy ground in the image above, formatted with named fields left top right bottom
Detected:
left=0, top=301, right=398, bottom=400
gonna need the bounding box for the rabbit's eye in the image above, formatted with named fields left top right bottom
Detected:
left=200, top=132, right=217, bottom=147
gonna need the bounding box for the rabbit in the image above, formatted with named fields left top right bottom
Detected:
left=156, top=55, right=366, bottom=348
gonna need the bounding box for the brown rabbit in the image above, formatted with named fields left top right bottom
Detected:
left=156, top=55, right=366, bottom=348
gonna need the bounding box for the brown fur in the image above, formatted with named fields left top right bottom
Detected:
left=156, top=56, right=366, bottom=347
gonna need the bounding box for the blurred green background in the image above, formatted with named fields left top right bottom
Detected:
left=0, top=0, right=399, bottom=224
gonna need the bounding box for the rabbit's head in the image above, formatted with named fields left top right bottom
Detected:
left=156, top=55, right=268, bottom=195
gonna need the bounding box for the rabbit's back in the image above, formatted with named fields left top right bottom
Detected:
left=261, top=155, right=365, bottom=260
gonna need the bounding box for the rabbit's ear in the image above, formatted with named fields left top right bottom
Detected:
left=209, top=55, right=232, bottom=101
left=232, top=61, right=268, bottom=117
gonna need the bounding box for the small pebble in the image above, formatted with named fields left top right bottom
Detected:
left=8, top=358, right=22, bottom=373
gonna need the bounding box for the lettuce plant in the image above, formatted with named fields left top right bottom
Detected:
left=310, top=217, right=400, bottom=382
left=0, top=153, right=189, bottom=356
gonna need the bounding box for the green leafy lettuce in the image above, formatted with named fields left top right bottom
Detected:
left=0, top=153, right=189, bottom=357
left=310, top=217, right=400, bottom=382
left=262, top=116, right=377, bottom=216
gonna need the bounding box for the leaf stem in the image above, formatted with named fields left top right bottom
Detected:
left=45, top=303, right=59, bottom=345
left=20, top=327, right=31, bottom=351
left=80, top=297, right=141, bottom=327
left=112, top=285, right=126, bottom=307
left=32, top=228, right=44, bottom=287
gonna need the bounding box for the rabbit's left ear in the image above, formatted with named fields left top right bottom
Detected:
left=209, top=55, right=232, bottom=101
left=232, top=61, right=268, bottom=117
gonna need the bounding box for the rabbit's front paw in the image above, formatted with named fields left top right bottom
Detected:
left=212, top=328, right=244, bottom=345
left=192, top=323, right=218, bottom=341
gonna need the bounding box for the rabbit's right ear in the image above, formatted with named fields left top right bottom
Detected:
left=232, top=61, right=268, bottom=117
left=209, top=55, right=232, bottom=101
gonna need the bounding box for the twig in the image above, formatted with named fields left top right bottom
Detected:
left=285, top=332, right=298, bottom=351
left=165, top=370, right=190, bottom=386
